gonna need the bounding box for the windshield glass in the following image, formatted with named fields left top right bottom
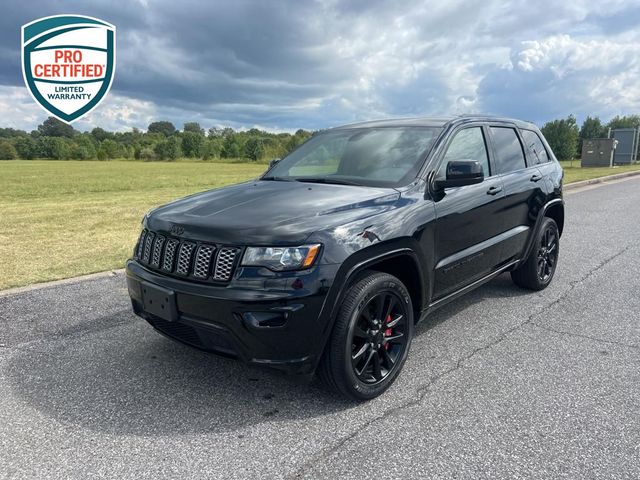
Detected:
left=264, top=126, right=442, bottom=187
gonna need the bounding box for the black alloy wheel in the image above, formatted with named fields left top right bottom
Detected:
left=537, top=223, right=558, bottom=283
left=511, top=217, right=560, bottom=291
left=318, top=271, right=414, bottom=401
left=350, top=291, right=408, bottom=384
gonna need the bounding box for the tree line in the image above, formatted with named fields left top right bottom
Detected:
left=540, top=114, right=640, bottom=162
left=0, top=114, right=639, bottom=162
left=0, top=117, right=312, bottom=161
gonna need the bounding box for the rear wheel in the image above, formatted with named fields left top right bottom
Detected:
left=318, top=271, right=413, bottom=401
left=511, top=217, right=559, bottom=290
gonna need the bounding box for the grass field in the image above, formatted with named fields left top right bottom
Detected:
left=560, top=160, right=640, bottom=183
left=0, top=160, right=265, bottom=290
left=2, top=159, right=639, bottom=290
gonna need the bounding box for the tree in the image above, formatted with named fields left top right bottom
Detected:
left=70, top=135, right=97, bottom=160
left=0, top=121, right=321, bottom=161
left=90, top=127, right=113, bottom=142
left=208, top=126, right=235, bottom=138
left=208, top=127, right=223, bottom=137
left=0, top=140, right=17, bottom=159
left=138, top=147, right=156, bottom=161
left=580, top=116, right=606, bottom=140
left=0, top=127, right=27, bottom=138
left=578, top=116, right=606, bottom=156
left=181, top=131, right=205, bottom=157
left=39, top=137, right=71, bottom=159
left=97, top=139, right=122, bottom=159
left=606, top=115, right=640, bottom=130
left=541, top=115, right=579, bottom=161
left=222, top=135, right=242, bottom=158
left=37, top=117, right=75, bottom=137
left=184, top=122, right=205, bottom=135
left=202, top=137, right=223, bottom=159
left=147, top=121, right=176, bottom=137
left=154, top=136, right=182, bottom=160
left=13, top=136, right=37, bottom=159
left=243, top=136, right=265, bottom=161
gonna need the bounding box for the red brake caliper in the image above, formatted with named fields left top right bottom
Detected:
left=384, top=314, right=393, bottom=349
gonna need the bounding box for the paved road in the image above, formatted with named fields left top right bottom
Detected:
left=1, top=177, right=639, bottom=479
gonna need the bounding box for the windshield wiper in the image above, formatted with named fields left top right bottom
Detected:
left=293, top=177, right=361, bottom=186
left=261, top=176, right=296, bottom=182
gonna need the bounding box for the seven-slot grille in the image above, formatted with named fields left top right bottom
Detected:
left=135, top=229, right=239, bottom=282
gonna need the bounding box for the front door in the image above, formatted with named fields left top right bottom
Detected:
left=432, top=126, right=506, bottom=299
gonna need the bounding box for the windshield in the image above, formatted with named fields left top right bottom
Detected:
left=264, top=126, right=442, bottom=187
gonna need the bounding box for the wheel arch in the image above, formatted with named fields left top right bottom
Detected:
left=322, top=243, right=428, bottom=334
left=345, top=253, right=425, bottom=322
left=544, top=201, right=564, bottom=236
left=520, top=198, right=564, bottom=264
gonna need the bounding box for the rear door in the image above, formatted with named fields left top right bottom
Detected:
left=432, top=125, right=506, bottom=299
left=521, top=128, right=562, bottom=193
left=487, top=125, right=545, bottom=262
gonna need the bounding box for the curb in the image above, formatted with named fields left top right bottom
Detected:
left=564, top=169, right=640, bottom=191
left=0, top=269, right=125, bottom=297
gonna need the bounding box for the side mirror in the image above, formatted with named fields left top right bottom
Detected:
left=268, top=158, right=280, bottom=170
left=435, top=160, right=484, bottom=189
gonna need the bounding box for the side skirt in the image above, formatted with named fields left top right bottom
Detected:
left=418, top=259, right=520, bottom=322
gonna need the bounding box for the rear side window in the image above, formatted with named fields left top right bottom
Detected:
left=521, top=129, right=550, bottom=165
left=490, top=127, right=526, bottom=174
left=440, top=127, right=490, bottom=177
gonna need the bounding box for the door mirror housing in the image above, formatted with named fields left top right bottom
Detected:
left=268, top=158, right=280, bottom=170
left=435, top=160, right=484, bottom=189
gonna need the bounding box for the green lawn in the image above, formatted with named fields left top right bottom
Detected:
left=560, top=160, right=640, bottom=183
left=0, top=160, right=265, bottom=290
left=2, top=158, right=639, bottom=290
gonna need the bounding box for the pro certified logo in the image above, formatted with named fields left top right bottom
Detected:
left=21, top=15, right=116, bottom=123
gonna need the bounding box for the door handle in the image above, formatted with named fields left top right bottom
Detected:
left=486, top=186, right=502, bottom=196
left=530, top=174, right=542, bottom=182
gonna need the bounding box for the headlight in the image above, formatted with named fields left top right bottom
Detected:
left=241, top=244, right=321, bottom=271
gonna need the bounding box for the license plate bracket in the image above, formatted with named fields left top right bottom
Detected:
left=140, top=281, right=178, bottom=322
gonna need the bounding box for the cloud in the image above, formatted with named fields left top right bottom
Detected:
left=478, top=32, right=640, bottom=123
left=2, top=0, right=640, bottom=131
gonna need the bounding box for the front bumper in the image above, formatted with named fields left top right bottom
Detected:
left=126, top=260, right=337, bottom=377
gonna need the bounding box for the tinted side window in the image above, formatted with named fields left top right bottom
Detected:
left=490, top=127, right=526, bottom=173
left=521, top=129, right=550, bottom=165
left=439, top=127, right=490, bottom=177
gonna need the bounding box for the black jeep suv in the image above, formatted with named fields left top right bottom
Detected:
left=126, top=116, right=564, bottom=400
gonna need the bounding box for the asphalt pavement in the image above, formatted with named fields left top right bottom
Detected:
left=1, top=177, right=639, bottom=479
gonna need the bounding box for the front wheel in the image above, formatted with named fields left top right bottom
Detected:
left=511, top=217, right=559, bottom=290
left=318, top=271, right=413, bottom=401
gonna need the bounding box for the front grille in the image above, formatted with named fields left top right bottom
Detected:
left=214, top=247, right=239, bottom=281
left=136, top=229, right=147, bottom=258
left=135, top=229, right=239, bottom=283
left=194, top=244, right=215, bottom=278
left=142, top=231, right=155, bottom=263
left=151, top=235, right=165, bottom=267
left=176, top=242, right=196, bottom=276
left=163, top=239, right=179, bottom=272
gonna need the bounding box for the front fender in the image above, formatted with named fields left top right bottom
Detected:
left=310, top=238, right=429, bottom=369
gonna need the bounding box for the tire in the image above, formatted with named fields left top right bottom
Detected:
left=318, top=271, right=414, bottom=401
left=511, top=217, right=559, bottom=291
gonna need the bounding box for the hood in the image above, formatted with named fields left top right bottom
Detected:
left=146, top=179, right=400, bottom=245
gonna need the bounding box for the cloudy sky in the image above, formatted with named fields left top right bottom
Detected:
left=2, top=0, right=640, bottom=132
